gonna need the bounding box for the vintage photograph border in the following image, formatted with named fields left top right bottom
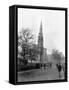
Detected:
left=14, top=5, right=67, bottom=85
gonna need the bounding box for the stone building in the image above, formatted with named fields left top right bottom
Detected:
left=37, top=21, right=47, bottom=64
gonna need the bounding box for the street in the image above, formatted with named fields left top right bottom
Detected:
left=17, top=65, right=64, bottom=82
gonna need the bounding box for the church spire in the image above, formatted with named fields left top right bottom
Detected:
left=39, top=20, right=43, bottom=34
left=38, top=20, right=43, bottom=48
left=38, top=20, right=43, bottom=64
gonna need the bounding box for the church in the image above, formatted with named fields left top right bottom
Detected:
left=29, top=21, right=47, bottom=64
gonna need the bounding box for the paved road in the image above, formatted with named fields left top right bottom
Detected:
left=17, top=66, right=64, bottom=82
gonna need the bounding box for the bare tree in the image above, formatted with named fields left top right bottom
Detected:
left=51, top=49, right=65, bottom=78
left=52, top=49, right=64, bottom=64
left=18, top=28, right=34, bottom=46
left=18, top=28, right=35, bottom=65
left=28, top=47, right=39, bottom=63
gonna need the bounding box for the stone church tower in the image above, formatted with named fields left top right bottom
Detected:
left=38, top=21, right=43, bottom=64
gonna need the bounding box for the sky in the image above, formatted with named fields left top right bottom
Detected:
left=18, top=8, right=65, bottom=55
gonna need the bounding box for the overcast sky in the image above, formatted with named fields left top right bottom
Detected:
left=18, top=8, right=65, bottom=55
